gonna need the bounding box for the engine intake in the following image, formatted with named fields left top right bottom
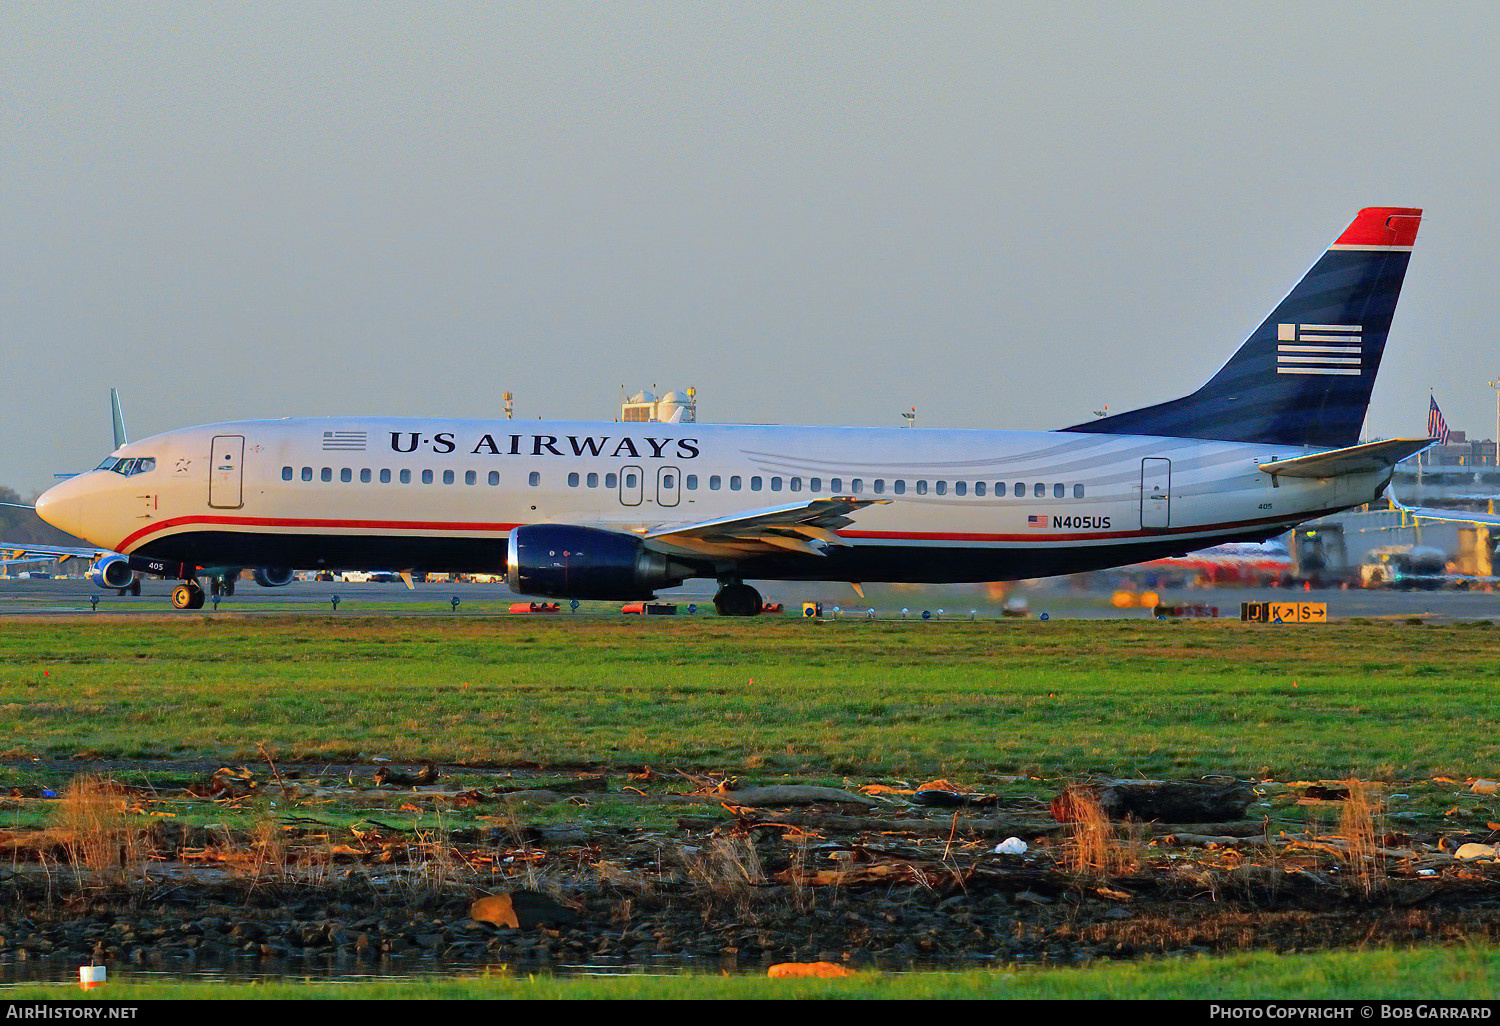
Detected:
left=252, top=567, right=295, bottom=588
left=90, top=554, right=135, bottom=590
left=507, top=525, right=686, bottom=600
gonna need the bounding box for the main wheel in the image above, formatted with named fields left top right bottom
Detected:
left=713, top=583, right=763, bottom=617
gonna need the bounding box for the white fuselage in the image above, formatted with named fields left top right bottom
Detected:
left=37, top=417, right=1385, bottom=585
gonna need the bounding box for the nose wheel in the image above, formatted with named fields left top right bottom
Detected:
left=171, top=583, right=205, bottom=610
left=713, top=582, right=763, bottom=617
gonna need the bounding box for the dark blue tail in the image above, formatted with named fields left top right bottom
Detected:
left=1063, top=207, right=1422, bottom=449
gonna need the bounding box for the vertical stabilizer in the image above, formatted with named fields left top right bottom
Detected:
left=1064, top=207, right=1421, bottom=448
left=110, top=388, right=128, bottom=449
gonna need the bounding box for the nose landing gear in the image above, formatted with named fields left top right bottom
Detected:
left=170, top=582, right=205, bottom=610
left=713, top=581, right=763, bottom=617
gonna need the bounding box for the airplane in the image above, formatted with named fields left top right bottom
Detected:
left=35, top=207, right=1435, bottom=615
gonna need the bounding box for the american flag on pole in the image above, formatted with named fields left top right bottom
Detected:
left=1427, top=396, right=1450, bottom=444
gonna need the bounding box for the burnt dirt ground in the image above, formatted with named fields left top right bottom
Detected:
left=3, top=761, right=1500, bottom=980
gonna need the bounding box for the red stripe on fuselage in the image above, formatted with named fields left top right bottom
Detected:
left=115, top=507, right=1337, bottom=556
left=114, top=515, right=522, bottom=554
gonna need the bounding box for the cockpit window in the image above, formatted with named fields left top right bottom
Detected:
left=96, top=457, right=119, bottom=472
left=108, top=458, right=156, bottom=477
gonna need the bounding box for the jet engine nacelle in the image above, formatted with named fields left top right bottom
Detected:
left=251, top=567, right=295, bottom=588
left=90, top=554, right=135, bottom=590
left=506, top=525, right=686, bottom=600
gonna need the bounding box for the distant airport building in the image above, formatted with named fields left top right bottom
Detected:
left=620, top=388, right=697, bottom=424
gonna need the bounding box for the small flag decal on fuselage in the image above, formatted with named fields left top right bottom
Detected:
left=1027, top=515, right=1048, bottom=528
left=322, top=431, right=368, bottom=451
left=1276, top=324, right=1361, bottom=376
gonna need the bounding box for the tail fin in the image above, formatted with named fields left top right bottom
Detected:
left=1064, top=207, right=1422, bottom=448
left=110, top=388, right=128, bottom=450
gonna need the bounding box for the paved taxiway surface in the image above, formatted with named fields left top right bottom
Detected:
left=0, top=577, right=1497, bottom=620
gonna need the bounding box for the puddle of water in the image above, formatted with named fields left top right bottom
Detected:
left=0, top=953, right=749, bottom=986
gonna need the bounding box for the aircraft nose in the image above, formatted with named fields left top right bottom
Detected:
left=35, top=476, right=94, bottom=542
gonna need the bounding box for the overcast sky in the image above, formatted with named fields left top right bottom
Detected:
left=4, top=2, right=1498, bottom=494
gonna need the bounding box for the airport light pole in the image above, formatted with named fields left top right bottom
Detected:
left=1491, top=379, right=1500, bottom=467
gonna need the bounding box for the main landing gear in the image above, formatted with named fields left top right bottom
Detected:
left=713, top=581, right=763, bottom=617
left=170, top=582, right=205, bottom=610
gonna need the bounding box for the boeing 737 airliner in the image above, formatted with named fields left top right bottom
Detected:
left=36, top=207, right=1431, bottom=613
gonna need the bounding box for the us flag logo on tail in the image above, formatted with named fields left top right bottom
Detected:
left=1428, top=397, right=1450, bottom=444
left=1276, top=324, right=1362, bottom=376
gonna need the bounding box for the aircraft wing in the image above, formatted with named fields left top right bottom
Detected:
left=641, top=496, right=891, bottom=558
left=0, top=542, right=110, bottom=565
left=1258, top=438, right=1436, bottom=479
left=1384, top=499, right=1500, bottom=527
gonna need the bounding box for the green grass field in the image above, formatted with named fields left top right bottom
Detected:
left=3, top=615, right=1499, bottom=1001
left=1, top=616, right=1497, bottom=780
left=5, top=946, right=1500, bottom=1000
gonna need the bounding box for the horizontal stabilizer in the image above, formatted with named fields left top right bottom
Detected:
left=1258, top=438, right=1434, bottom=479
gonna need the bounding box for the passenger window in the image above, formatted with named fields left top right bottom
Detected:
left=360, top=469, right=372, bottom=483
left=873, top=479, right=884, bottom=494
left=830, top=478, right=842, bottom=492
left=935, top=481, right=947, bottom=496
left=955, top=481, right=966, bottom=496
left=422, top=470, right=434, bottom=484
left=1074, top=484, right=1085, bottom=498
left=340, top=468, right=351, bottom=483
left=851, top=478, right=863, bottom=494
left=1014, top=482, right=1025, bottom=496
left=568, top=472, right=580, bottom=487
left=488, top=471, right=500, bottom=486
left=301, top=467, right=313, bottom=482
left=529, top=472, right=541, bottom=487
left=730, top=476, right=742, bottom=490
left=709, top=475, right=721, bottom=490
left=282, top=467, right=293, bottom=481
left=321, top=468, right=332, bottom=483
left=810, top=477, right=821, bottom=493
left=1054, top=483, right=1064, bottom=498
left=465, top=470, right=476, bottom=485
left=380, top=469, right=392, bottom=484
left=587, top=472, right=599, bottom=488
left=750, top=477, right=762, bottom=491
left=974, top=482, right=985, bottom=497
left=685, top=475, right=697, bottom=489
left=993, top=482, right=1004, bottom=497
left=770, top=477, right=782, bottom=492
left=663, top=474, right=675, bottom=489
left=442, top=470, right=454, bottom=485
left=790, top=477, right=802, bottom=492
left=605, top=473, right=618, bottom=488
left=893, top=480, right=905, bottom=495
left=1034, top=483, right=1045, bottom=497
left=626, top=472, right=638, bottom=488
left=916, top=480, right=928, bottom=495
left=400, top=470, right=411, bottom=484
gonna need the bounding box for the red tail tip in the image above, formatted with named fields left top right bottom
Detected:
left=1334, top=207, right=1422, bottom=248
